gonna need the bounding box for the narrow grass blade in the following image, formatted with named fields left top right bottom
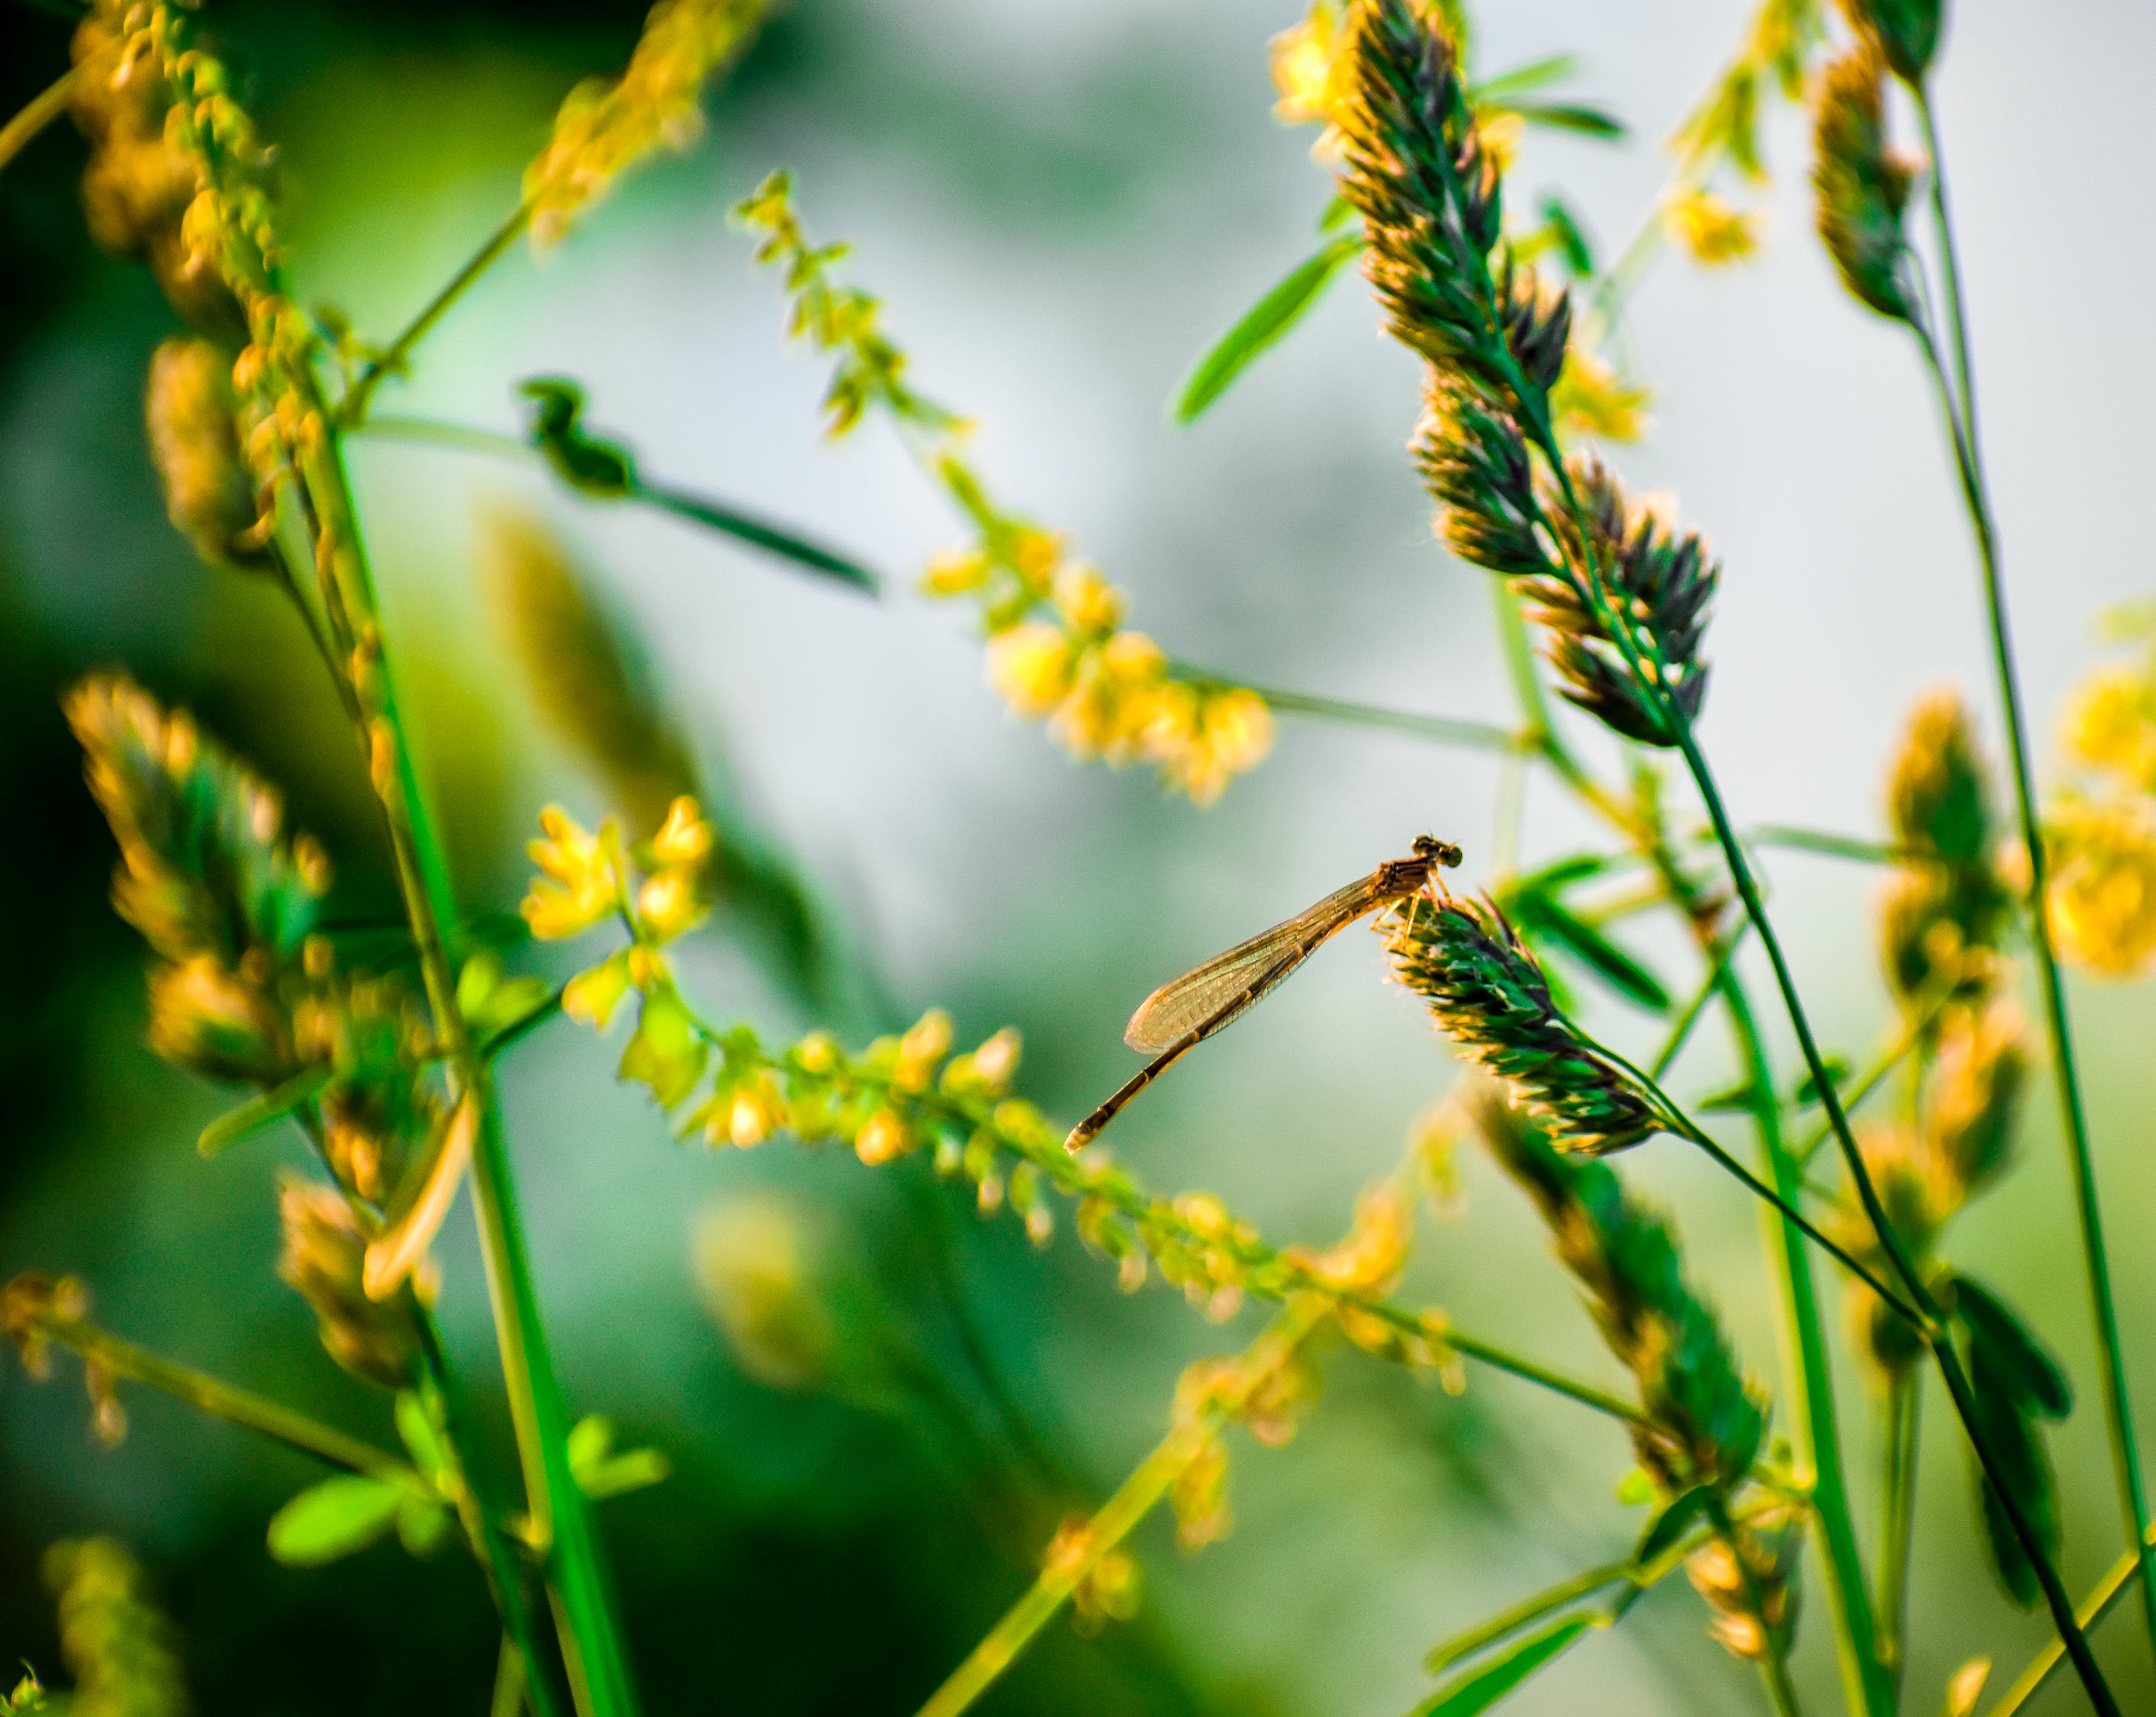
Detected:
left=1413, top=1616, right=1596, bottom=1717
left=198, top=1065, right=333, bottom=1156
left=639, top=482, right=880, bottom=594
left=1173, top=234, right=1363, bottom=424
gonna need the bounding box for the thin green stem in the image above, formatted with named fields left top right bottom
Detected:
left=1746, top=825, right=1909, bottom=867
left=914, top=1308, right=1321, bottom=1717
left=340, top=205, right=533, bottom=427
left=1488, top=580, right=1892, bottom=1717
left=1649, top=922, right=1745, bottom=1080
left=1425, top=1560, right=1631, bottom=1674
left=1877, top=1374, right=1919, bottom=1699
left=1989, top=1521, right=2156, bottom=1716
left=1173, top=672, right=1527, bottom=755
left=0, top=63, right=79, bottom=178
left=1910, top=85, right=2156, bottom=1670
left=23, top=1307, right=407, bottom=1478
left=414, top=1315, right=568, bottom=1717
left=352, top=417, right=880, bottom=594
left=1622, top=1058, right=1923, bottom=1329
left=313, top=418, right=638, bottom=1714
left=1794, top=1007, right=1935, bottom=1171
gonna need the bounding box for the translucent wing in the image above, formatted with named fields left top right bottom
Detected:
left=1123, top=871, right=1385, bottom=1052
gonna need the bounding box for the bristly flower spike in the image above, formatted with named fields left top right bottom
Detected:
left=1384, top=894, right=1663, bottom=1155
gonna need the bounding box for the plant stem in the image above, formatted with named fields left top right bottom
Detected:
left=1911, top=83, right=2156, bottom=1672
left=0, top=63, right=79, bottom=177
left=1877, top=1374, right=1919, bottom=1700
left=1486, top=584, right=1893, bottom=1717
left=414, top=1315, right=568, bottom=1717
left=23, top=1306, right=407, bottom=1478
left=352, top=417, right=880, bottom=594
left=340, top=205, right=533, bottom=427
left=914, top=1307, right=1321, bottom=1717
left=312, top=420, right=638, bottom=1715
left=1989, top=1522, right=2156, bottom=1715
left=1746, top=826, right=1908, bottom=867
left=1173, top=672, right=1527, bottom=755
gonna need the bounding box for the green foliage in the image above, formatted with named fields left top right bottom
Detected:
left=1414, top=1616, right=1596, bottom=1716
left=1173, top=233, right=1363, bottom=424
left=268, top=1474, right=411, bottom=1566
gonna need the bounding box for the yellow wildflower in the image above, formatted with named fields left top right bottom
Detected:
left=145, top=338, right=267, bottom=569
left=650, top=795, right=715, bottom=867
left=2061, top=664, right=2156, bottom=791
left=1551, top=340, right=1652, bottom=446
left=986, top=623, right=1078, bottom=719
left=1662, top=187, right=1764, bottom=266
left=563, top=949, right=636, bottom=1030
left=526, top=0, right=767, bottom=247
left=1051, top=563, right=1125, bottom=636
left=636, top=866, right=706, bottom=942
left=2048, top=797, right=2156, bottom=977
left=854, top=1107, right=908, bottom=1166
left=1269, top=3, right=1351, bottom=156
left=522, top=806, right=623, bottom=940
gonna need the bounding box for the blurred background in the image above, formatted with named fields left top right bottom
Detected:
left=5, top=0, right=2156, bottom=1711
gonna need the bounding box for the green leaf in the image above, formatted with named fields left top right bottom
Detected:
left=394, top=1391, right=453, bottom=1490
left=1508, top=102, right=1627, bottom=140
left=1696, top=1078, right=1765, bottom=1115
left=1966, top=1395, right=2056, bottom=1609
left=1318, top=193, right=1360, bottom=234
left=1955, top=1276, right=2074, bottom=1419
left=197, top=1064, right=331, bottom=1156
left=520, top=377, right=635, bottom=497
left=568, top=1416, right=671, bottom=1502
left=619, top=985, right=708, bottom=1110
left=396, top=1493, right=455, bottom=1558
left=1509, top=894, right=1671, bottom=1013
left=1539, top=195, right=1596, bottom=279
left=1613, top=1467, right=1655, bottom=1506
left=1634, top=1484, right=1713, bottom=1566
left=267, top=1475, right=407, bottom=1566
left=1468, top=53, right=1580, bottom=105
left=638, top=485, right=881, bottom=594
left=1790, top=1055, right=1852, bottom=1109
left=1414, top=1616, right=1597, bottom=1717
left=1173, top=234, right=1364, bottom=424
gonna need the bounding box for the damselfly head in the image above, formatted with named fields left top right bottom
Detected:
left=1412, top=834, right=1463, bottom=869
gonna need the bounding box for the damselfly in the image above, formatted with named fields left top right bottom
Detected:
left=1064, top=835, right=1463, bottom=1152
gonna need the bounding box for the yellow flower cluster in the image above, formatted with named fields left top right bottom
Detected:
left=1268, top=2, right=1353, bottom=158
left=735, top=174, right=1275, bottom=804
left=1166, top=1306, right=1327, bottom=1551
left=2049, top=639, right=2156, bottom=976
left=524, top=0, right=767, bottom=248
left=1041, top=1518, right=1141, bottom=1632
left=1550, top=339, right=1652, bottom=446
left=1662, top=187, right=1765, bottom=267
left=954, top=539, right=1273, bottom=806
left=145, top=337, right=268, bottom=569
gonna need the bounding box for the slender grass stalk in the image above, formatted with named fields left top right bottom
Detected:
left=1177, top=673, right=1527, bottom=755
left=1705, top=1493, right=1805, bottom=1717
left=1485, top=582, right=1893, bottom=1717
left=1990, top=1523, right=2156, bottom=1715
left=1876, top=1374, right=1919, bottom=1697
left=340, top=205, right=534, bottom=427
left=311, top=423, right=639, bottom=1715
left=0, top=64, right=79, bottom=177
left=1909, top=85, right=2156, bottom=1670
left=1649, top=923, right=1744, bottom=1080
left=663, top=988, right=1651, bottom=1432
left=352, top=416, right=879, bottom=593
left=19, top=1304, right=408, bottom=1479
left=913, top=1306, right=1323, bottom=1717
left=414, top=1314, right=569, bottom=1717
left=1746, top=826, right=1910, bottom=866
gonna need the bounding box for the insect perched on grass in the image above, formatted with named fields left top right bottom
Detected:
left=1065, top=836, right=1464, bottom=1152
